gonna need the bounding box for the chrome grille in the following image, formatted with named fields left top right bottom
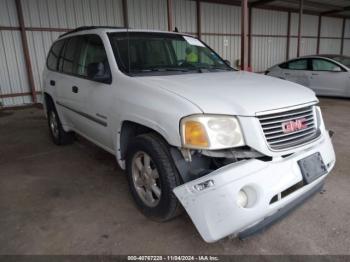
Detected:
left=258, top=106, right=320, bottom=150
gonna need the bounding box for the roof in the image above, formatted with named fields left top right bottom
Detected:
left=58, top=26, right=193, bottom=39
left=296, top=54, right=350, bottom=59
left=59, top=26, right=128, bottom=38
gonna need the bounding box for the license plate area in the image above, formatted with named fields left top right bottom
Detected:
left=298, top=152, right=327, bottom=184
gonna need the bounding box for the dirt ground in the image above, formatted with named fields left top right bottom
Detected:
left=0, top=98, right=349, bottom=255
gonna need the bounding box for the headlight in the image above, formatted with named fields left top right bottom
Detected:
left=180, top=115, right=245, bottom=149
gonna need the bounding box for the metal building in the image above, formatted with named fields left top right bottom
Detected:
left=0, top=0, right=349, bottom=107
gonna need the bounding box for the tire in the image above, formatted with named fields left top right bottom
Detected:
left=126, top=133, right=182, bottom=221
left=47, top=100, right=74, bottom=145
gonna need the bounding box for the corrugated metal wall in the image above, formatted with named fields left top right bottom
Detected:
left=0, top=0, right=350, bottom=107
left=22, top=0, right=124, bottom=28
left=201, top=2, right=241, bottom=67
left=289, top=13, right=318, bottom=58
left=21, top=0, right=124, bottom=104
left=0, top=30, right=31, bottom=106
left=173, top=0, right=197, bottom=35
left=128, top=0, right=168, bottom=30
left=251, top=9, right=288, bottom=72
left=343, top=20, right=350, bottom=56
left=319, top=17, right=343, bottom=54
left=0, top=0, right=31, bottom=106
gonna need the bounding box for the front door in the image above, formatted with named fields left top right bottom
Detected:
left=72, top=34, right=113, bottom=149
left=308, top=58, right=348, bottom=96
left=281, top=58, right=310, bottom=87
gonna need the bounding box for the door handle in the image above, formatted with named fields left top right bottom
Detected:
left=312, top=73, right=319, bottom=76
left=72, top=86, right=79, bottom=93
left=284, top=72, right=290, bottom=76
left=50, top=80, right=55, bottom=86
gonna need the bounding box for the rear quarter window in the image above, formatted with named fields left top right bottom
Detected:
left=279, top=62, right=288, bottom=69
left=47, top=40, right=65, bottom=71
left=61, top=37, right=81, bottom=74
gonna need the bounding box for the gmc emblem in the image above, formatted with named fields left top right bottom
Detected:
left=282, top=118, right=307, bottom=134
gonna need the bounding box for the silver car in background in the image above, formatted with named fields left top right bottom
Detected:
left=266, top=55, right=350, bottom=98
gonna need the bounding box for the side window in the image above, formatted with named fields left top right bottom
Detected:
left=61, top=36, right=80, bottom=74
left=312, top=59, right=342, bottom=72
left=47, top=40, right=65, bottom=71
left=279, top=62, right=288, bottom=69
left=287, top=59, right=308, bottom=70
left=76, top=35, right=110, bottom=80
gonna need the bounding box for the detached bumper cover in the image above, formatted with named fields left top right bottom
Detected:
left=173, top=133, right=335, bottom=243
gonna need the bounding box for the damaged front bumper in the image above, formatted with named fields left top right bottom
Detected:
left=173, top=132, right=335, bottom=243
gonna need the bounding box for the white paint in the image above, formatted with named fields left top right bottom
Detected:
left=174, top=131, right=335, bottom=242
left=43, top=29, right=336, bottom=243
left=267, top=56, right=350, bottom=98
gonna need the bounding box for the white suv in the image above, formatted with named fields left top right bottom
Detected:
left=43, top=26, right=336, bottom=243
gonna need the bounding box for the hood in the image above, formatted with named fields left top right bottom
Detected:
left=137, top=71, right=318, bottom=116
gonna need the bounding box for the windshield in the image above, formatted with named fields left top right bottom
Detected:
left=330, top=55, right=350, bottom=67
left=108, top=32, right=233, bottom=75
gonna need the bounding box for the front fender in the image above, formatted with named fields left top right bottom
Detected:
left=112, top=74, right=203, bottom=169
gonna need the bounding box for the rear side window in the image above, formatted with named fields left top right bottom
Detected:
left=61, top=36, right=80, bottom=74
left=287, top=59, right=308, bottom=70
left=47, top=40, right=65, bottom=71
left=279, top=62, right=288, bottom=69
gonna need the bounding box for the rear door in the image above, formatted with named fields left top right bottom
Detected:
left=55, top=36, right=87, bottom=131
left=279, top=59, right=310, bottom=87
left=309, top=58, right=348, bottom=96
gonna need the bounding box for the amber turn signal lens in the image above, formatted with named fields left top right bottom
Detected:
left=184, top=121, right=209, bottom=147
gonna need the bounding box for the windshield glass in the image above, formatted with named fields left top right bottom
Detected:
left=108, top=32, right=233, bottom=75
left=330, top=55, right=350, bottom=67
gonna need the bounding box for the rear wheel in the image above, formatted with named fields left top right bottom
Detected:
left=47, top=101, right=74, bottom=145
left=126, top=133, right=182, bottom=221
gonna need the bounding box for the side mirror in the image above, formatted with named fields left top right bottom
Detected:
left=87, top=62, right=111, bottom=83
left=224, top=59, right=231, bottom=66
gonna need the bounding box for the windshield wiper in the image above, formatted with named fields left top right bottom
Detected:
left=130, top=67, right=226, bottom=74
left=130, top=67, right=191, bottom=73
left=198, top=66, right=233, bottom=71
left=148, top=67, right=192, bottom=72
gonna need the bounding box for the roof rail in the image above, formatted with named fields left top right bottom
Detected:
left=59, top=26, right=128, bottom=38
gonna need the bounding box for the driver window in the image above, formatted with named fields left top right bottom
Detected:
left=312, top=59, right=341, bottom=72
left=76, top=35, right=110, bottom=78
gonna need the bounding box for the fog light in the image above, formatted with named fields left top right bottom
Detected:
left=194, top=180, right=214, bottom=191
left=237, top=189, right=248, bottom=208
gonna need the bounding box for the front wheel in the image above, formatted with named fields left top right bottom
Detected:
left=126, top=133, right=182, bottom=221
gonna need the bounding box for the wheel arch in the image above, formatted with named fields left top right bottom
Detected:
left=116, top=120, right=178, bottom=170
left=43, top=92, right=54, bottom=113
